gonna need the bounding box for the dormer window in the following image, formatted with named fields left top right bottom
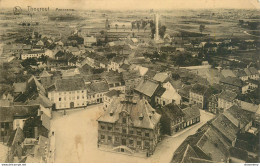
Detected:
left=139, top=113, right=144, bottom=120
left=109, top=110, right=114, bottom=116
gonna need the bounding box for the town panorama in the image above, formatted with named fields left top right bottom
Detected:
left=0, top=4, right=259, bottom=163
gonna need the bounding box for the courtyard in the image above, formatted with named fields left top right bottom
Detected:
left=50, top=104, right=215, bottom=163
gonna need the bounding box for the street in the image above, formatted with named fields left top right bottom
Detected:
left=50, top=105, right=215, bottom=163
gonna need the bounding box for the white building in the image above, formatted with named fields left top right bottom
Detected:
left=21, top=50, right=45, bottom=60
left=48, top=78, right=87, bottom=109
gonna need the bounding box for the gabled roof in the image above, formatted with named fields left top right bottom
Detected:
left=221, top=69, right=236, bottom=78
left=218, top=90, right=237, bottom=102
left=220, top=76, right=244, bottom=87
left=223, top=105, right=252, bottom=128
left=158, top=103, right=185, bottom=121
left=153, top=72, right=169, bottom=83
left=54, top=78, right=86, bottom=91
left=229, top=147, right=248, bottom=161
left=182, top=105, right=200, bottom=120
left=190, top=83, right=208, bottom=95
left=196, top=128, right=229, bottom=162
left=135, top=79, right=159, bottom=97
left=181, top=144, right=199, bottom=163
left=98, top=96, right=161, bottom=129
left=87, top=81, right=109, bottom=94
left=111, top=56, right=124, bottom=64
left=105, top=90, right=121, bottom=98
left=211, top=114, right=239, bottom=143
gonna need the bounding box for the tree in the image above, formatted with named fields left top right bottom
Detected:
left=137, top=22, right=140, bottom=32
left=199, top=24, right=205, bottom=34
left=159, top=25, right=167, bottom=38
left=115, top=24, right=118, bottom=31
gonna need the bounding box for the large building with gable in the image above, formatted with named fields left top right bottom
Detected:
left=97, top=95, right=161, bottom=156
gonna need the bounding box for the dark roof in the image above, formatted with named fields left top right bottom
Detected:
left=171, top=130, right=211, bottom=163
left=179, top=85, right=192, bottom=98
left=87, top=81, right=109, bottom=94
left=248, top=67, right=259, bottom=75
left=190, top=84, right=208, bottom=95
left=111, top=56, right=124, bottom=64
left=0, top=107, right=14, bottom=122
left=223, top=105, right=253, bottom=128
left=98, top=96, right=161, bottom=129
left=135, top=79, right=159, bottom=97
left=211, top=114, right=239, bottom=143
left=158, top=103, right=185, bottom=121
left=155, top=87, right=166, bottom=97
left=218, top=90, right=237, bottom=102
left=235, top=70, right=247, bottom=77
left=182, top=105, right=200, bottom=121
left=55, top=78, right=86, bottom=91
left=220, top=76, right=244, bottom=87
left=229, top=147, right=248, bottom=161
left=105, top=90, right=121, bottom=98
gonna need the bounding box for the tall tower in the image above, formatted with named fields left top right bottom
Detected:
left=154, top=13, right=160, bottom=41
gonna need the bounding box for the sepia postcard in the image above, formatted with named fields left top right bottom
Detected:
left=0, top=0, right=259, bottom=164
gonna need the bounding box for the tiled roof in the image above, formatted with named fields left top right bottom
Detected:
left=182, top=105, right=200, bottom=121
left=218, top=90, right=237, bottom=102
left=41, top=113, right=50, bottom=130
left=190, top=83, right=208, bottom=95
left=235, top=70, right=247, bottom=77
left=158, top=103, right=185, bottom=121
left=105, top=90, right=121, bottom=98
left=87, top=81, right=109, bottom=94
left=248, top=67, right=259, bottom=75
left=153, top=72, right=169, bottom=83
left=229, top=147, right=248, bottom=161
left=111, top=56, right=124, bottom=64
left=223, top=105, right=252, bottom=128
left=27, top=94, right=53, bottom=108
left=0, top=107, right=14, bottom=122
left=220, top=76, right=244, bottom=87
left=221, top=69, right=236, bottom=78
left=135, top=79, right=159, bottom=97
left=181, top=145, right=199, bottom=163
left=55, top=78, right=86, bottom=91
left=196, top=128, right=229, bottom=162
left=98, top=96, right=161, bottom=129
left=211, top=114, right=239, bottom=143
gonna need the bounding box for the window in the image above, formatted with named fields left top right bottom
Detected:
left=145, top=141, right=150, bottom=147
left=82, top=91, right=84, bottom=93
left=59, top=98, right=61, bottom=101
left=108, top=126, right=112, bottom=131
left=122, top=118, right=126, bottom=123
left=101, top=126, right=105, bottom=130
left=115, top=137, right=119, bottom=142
left=115, top=128, right=119, bottom=131
left=108, top=136, right=112, bottom=141
left=129, top=130, right=134, bottom=135
left=137, top=131, right=142, bottom=136
left=137, top=141, right=141, bottom=146
left=101, top=135, right=105, bottom=139
left=145, top=132, right=150, bottom=137
left=129, top=139, right=134, bottom=145
left=122, top=129, right=127, bottom=134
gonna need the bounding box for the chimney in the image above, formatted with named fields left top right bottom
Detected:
left=34, top=127, right=39, bottom=138
left=139, top=113, right=144, bottom=120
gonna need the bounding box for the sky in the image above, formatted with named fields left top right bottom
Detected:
left=0, top=0, right=259, bottom=10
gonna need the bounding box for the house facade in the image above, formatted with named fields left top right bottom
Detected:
left=47, top=78, right=87, bottom=109
left=97, top=96, right=161, bottom=156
